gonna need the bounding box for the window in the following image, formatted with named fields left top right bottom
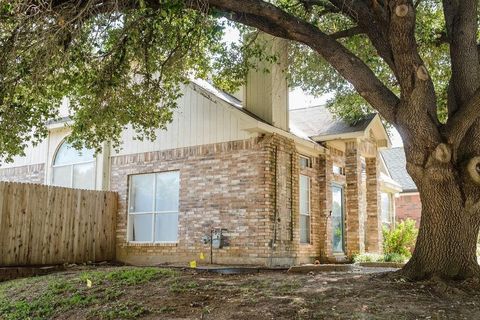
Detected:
left=299, top=156, right=312, bottom=169
left=52, top=141, right=95, bottom=190
left=332, top=165, right=345, bottom=175
left=128, top=171, right=180, bottom=243
left=381, top=192, right=392, bottom=224
left=299, top=175, right=311, bottom=243
left=332, top=185, right=344, bottom=253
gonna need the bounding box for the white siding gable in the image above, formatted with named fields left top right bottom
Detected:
left=112, top=83, right=257, bottom=156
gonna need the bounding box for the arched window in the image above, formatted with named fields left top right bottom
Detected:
left=52, top=141, right=95, bottom=190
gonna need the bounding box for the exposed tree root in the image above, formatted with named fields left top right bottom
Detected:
left=371, top=265, right=480, bottom=297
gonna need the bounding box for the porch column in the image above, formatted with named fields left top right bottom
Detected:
left=318, top=153, right=333, bottom=261
left=365, top=156, right=383, bottom=253
left=345, top=140, right=365, bottom=257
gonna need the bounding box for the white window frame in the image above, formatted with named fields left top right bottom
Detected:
left=299, top=174, right=311, bottom=244
left=127, top=171, right=180, bottom=244
left=381, top=192, right=392, bottom=225
left=51, top=142, right=96, bottom=190
left=299, top=155, right=312, bottom=169
left=332, top=165, right=345, bottom=175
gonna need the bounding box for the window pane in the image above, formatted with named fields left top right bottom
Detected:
left=299, top=175, right=310, bottom=244
left=73, top=163, right=95, bottom=190
left=300, top=215, right=310, bottom=243
left=381, top=193, right=390, bottom=223
left=299, top=156, right=311, bottom=169
left=332, top=186, right=344, bottom=253
left=155, top=171, right=180, bottom=212
left=52, top=166, right=71, bottom=188
left=154, top=212, right=179, bottom=242
left=300, top=175, right=310, bottom=215
left=131, top=214, right=153, bottom=242
left=130, top=174, right=154, bottom=213
left=54, top=142, right=95, bottom=166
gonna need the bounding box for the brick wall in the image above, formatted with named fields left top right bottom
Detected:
left=0, top=164, right=45, bottom=184
left=345, top=141, right=365, bottom=257
left=317, top=153, right=333, bottom=262
left=365, top=157, right=382, bottom=253
left=111, top=134, right=325, bottom=267
left=395, top=193, right=422, bottom=226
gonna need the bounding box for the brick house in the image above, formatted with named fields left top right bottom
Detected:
left=0, top=36, right=400, bottom=266
left=380, top=147, right=421, bottom=226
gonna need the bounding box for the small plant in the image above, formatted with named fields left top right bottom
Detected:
left=383, top=219, right=418, bottom=258
left=384, top=253, right=408, bottom=263
left=169, top=280, right=199, bottom=293
left=353, top=253, right=385, bottom=263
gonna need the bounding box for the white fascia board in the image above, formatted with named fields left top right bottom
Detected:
left=311, top=131, right=364, bottom=142
left=245, top=121, right=326, bottom=155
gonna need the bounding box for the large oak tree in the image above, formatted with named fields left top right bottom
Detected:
left=1, top=0, right=480, bottom=280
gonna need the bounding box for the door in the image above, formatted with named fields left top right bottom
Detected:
left=331, top=184, right=345, bottom=254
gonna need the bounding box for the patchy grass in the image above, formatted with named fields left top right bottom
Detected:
left=89, top=301, right=148, bottom=320
left=2, top=266, right=480, bottom=319
left=0, top=267, right=177, bottom=320
left=169, top=280, right=200, bottom=293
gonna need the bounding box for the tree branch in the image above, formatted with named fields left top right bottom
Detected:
left=298, top=0, right=339, bottom=13
left=442, top=0, right=480, bottom=109
left=445, top=88, right=480, bottom=148
left=326, top=0, right=395, bottom=71
left=186, top=0, right=399, bottom=123
left=385, top=1, right=441, bottom=150
left=330, top=26, right=363, bottom=39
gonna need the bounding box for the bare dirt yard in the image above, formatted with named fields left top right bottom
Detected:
left=1, top=265, right=480, bottom=320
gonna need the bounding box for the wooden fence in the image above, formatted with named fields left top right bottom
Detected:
left=0, top=182, right=117, bottom=266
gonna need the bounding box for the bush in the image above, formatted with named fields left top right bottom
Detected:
left=383, top=219, right=418, bottom=258
left=384, top=253, right=408, bottom=263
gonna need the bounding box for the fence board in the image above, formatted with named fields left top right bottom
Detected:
left=0, top=182, right=117, bottom=266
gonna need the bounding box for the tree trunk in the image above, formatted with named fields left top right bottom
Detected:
left=400, top=163, right=480, bottom=280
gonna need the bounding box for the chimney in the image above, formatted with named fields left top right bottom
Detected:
left=244, top=33, right=289, bottom=131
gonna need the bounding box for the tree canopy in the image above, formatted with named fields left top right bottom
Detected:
left=0, top=0, right=455, bottom=161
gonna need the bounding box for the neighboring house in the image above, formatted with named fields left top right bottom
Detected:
left=380, top=147, right=422, bottom=226
left=0, top=36, right=400, bottom=266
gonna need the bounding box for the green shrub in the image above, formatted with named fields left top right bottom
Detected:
left=383, top=219, right=418, bottom=258
left=384, top=252, right=408, bottom=263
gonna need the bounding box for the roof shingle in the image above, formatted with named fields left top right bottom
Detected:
left=289, top=105, right=375, bottom=139
left=380, top=147, right=418, bottom=192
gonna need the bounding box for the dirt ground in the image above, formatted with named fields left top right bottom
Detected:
left=1, top=265, right=480, bottom=320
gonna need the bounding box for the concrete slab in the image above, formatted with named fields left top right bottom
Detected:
left=356, top=262, right=404, bottom=268
left=287, top=264, right=356, bottom=273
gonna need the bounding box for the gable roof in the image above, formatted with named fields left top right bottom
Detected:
left=190, top=79, right=325, bottom=155
left=191, top=79, right=270, bottom=125
left=380, top=147, right=418, bottom=193
left=289, top=105, right=376, bottom=140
